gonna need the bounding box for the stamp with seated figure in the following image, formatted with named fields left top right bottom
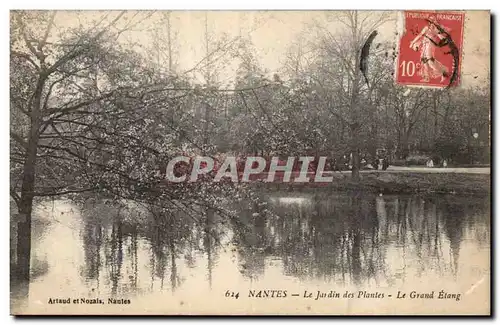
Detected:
left=396, top=10, right=465, bottom=88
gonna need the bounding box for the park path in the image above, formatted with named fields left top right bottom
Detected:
left=380, top=166, right=490, bottom=174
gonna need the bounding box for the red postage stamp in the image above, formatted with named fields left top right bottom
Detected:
left=396, top=11, right=465, bottom=88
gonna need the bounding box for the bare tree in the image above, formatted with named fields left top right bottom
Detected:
left=313, top=11, right=392, bottom=179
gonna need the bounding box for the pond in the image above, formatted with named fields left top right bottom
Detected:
left=11, top=191, right=490, bottom=315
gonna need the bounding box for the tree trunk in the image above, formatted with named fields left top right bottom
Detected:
left=16, top=74, right=44, bottom=283
left=401, top=131, right=410, bottom=159
left=16, top=200, right=33, bottom=282
left=202, top=102, right=210, bottom=155
left=433, top=92, right=439, bottom=145
left=166, top=11, right=173, bottom=72
left=351, top=147, right=361, bottom=181
left=348, top=12, right=361, bottom=182
left=350, top=123, right=361, bottom=181
left=349, top=85, right=361, bottom=180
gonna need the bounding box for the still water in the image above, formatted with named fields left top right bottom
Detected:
left=11, top=191, right=490, bottom=315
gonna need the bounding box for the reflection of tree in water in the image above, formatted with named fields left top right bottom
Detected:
left=230, top=193, right=385, bottom=286
left=79, top=200, right=109, bottom=293
left=141, top=203, right=221, bottom=293
left=305, top=193, right=383, bottom=286
left=108, top=219, right=123, bottom=295
left=442, top=201, right=463, bottom=276
left=80, top=199, right=223, bottom=295
left=229, top=199, right=275, bottom=281
left=438, top=196, right=489, bottom=275
left=78, top=192, right=489, bottom=294
left=147, top=204, right=223, bottom=291
left=466, top=197, right=491, bottom=248
left=84, top=205, right=142, bottom=297
left=236, top=191, right=489, bottom=287
left=81, top=217, right=103, bottom=284
left=203, top=208, right=220, bottom=288
left=381, top=195, right=489, bottom=279
left=147, top=210, right=177, bottom=292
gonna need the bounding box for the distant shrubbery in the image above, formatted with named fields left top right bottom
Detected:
left=405, top=155, right=431, bottom=166
left=392, top=154, right=443, bottom=167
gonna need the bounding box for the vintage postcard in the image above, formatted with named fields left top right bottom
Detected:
left=10, top=10, right=491, bottom=315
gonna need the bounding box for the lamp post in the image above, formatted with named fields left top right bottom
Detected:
left=471, top=129, right=479, bottom=165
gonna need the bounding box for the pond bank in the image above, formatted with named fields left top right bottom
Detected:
left=254, top=172, right=491, bottom=196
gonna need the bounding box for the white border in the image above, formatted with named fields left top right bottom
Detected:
left=1, top=1, right=497, bottom=324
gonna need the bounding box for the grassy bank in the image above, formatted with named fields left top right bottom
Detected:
left=255, top=172, right=491, bottom=196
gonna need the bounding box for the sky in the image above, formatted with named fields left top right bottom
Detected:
left=29, top=10, right=491, bottom=88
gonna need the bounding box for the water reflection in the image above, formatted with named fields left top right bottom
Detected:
left=15, top=191, right=490, bottom=307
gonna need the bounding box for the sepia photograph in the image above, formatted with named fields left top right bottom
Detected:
left=9, top=9, right=491, bottom=315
